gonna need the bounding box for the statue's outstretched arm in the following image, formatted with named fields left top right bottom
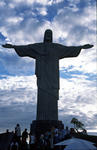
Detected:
left=2, top=44, right=14, bottom=48
left=2, top=43, right=31, bottom=57
left=2, top=43, right=47, bottom=57
left=56, top=43, right=94, bottom=59
left=81, top=44, right=94, bottom=49
left=2, top=43, right=39, bottom=58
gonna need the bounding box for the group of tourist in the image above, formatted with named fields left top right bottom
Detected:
left=9, top=124, right=71, bottom=150
left=9, top=124, right=28, bottom=150
left=32, top=126, right=71, bottom=150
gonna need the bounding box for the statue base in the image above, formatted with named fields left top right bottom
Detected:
left=30, top=120, right=64, bottom=136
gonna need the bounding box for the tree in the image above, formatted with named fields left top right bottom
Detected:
left=71, top=118, right=84, bottom=133
left=76, top=121, right=84, bottom=130
left=71, top=118, right=78, bottom=129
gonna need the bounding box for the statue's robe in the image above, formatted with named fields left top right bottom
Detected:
left=14, top=43, right=81, bottom=120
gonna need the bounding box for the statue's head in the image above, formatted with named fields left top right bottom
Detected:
left=44, top=29, right=53, bottom=43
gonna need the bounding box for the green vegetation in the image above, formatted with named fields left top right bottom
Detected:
left=71, top=118, right=85, bottom=133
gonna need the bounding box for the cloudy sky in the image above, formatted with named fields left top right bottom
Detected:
left=0, top=0, right=96, bottom=133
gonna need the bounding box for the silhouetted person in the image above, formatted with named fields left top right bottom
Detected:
left=6, top=129, right=9, bottom=133
left=15, top=124, right=21, bottom=143
left=22, top=128, right=28, bottom=142
left=2, top=29, right=93, bottom=122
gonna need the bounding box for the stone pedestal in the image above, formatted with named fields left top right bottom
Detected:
left=30, top=120, right=64, bottom=136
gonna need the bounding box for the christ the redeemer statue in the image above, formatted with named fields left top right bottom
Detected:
left=2, top=29, right=93, bottom=121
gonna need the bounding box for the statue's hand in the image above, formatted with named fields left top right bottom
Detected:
left=2, top=44, right=14, bottom=48
left=82, top=44, right=94, bottom=49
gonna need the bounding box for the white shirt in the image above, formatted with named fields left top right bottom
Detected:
left=15, top=126, right=21, bottom=136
